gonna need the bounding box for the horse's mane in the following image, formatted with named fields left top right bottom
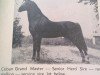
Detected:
left=29, top=1, right=50, bottom=24
left=30, top=1, right=43, bottom=15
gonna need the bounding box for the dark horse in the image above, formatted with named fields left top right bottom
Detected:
left=18, top=0, right=89, bottom=63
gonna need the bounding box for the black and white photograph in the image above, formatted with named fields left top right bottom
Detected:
left=12, top=0, right=100, bottom=64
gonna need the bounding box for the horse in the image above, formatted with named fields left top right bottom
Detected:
left=18, top=0, right=89, bottom=63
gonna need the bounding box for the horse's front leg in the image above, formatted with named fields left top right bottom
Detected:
left=36, top=38, right=41, bottom=61
left=32, top=38, right=37, bottom=60
left=32, top=36, right=42, bottom=61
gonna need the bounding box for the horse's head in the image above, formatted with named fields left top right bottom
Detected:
left=18, top=0, right=31, bottom=12
left=18, top=0, right=43, bottom=18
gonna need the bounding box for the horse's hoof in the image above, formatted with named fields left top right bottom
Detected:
left=82, top=60, right=90, bottom=64
left=32, top=57, right=35, bottom=60
left=82, top=59, right=85, bottom=63
left=85, top=55, right=90, bottom=64
left=36, top=58, right=40, bottom=61
left=85, top=61, right=90, bottom=64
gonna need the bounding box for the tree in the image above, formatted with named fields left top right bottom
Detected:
left=78, top=0, right=99, bottom=20
left=78, top=0, right=97, bottom=4
left=12, top=17, right=24, bottom=48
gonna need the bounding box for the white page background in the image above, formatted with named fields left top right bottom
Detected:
left=0, top=0, right=100, bottom=75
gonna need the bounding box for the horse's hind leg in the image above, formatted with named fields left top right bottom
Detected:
left=78, top=36, right=89, bottom=63
left=82, top=45, right=89, bottom=63
left=67, top=34, right=89, bottom=63
left=79, top=49, right=85, bottom=62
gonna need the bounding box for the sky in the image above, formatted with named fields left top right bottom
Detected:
left=14, top=0, right=98, bottom=39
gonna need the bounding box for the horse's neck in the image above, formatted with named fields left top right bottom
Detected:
left=27, top=9, right=42, bottom=24
left=27, top=9, right=49, bottom=26
left=27, top=2, right=50, bottom=26
left=28, top=11, right=41, bottom=20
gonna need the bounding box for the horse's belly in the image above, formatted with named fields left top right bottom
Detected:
left=42, top=32, right=63, bottom=38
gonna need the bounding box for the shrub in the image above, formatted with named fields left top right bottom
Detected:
left=12, top=18, right=24, bottom=48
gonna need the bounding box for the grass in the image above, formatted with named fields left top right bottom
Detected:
left=12, top=44, right=100, bottom=64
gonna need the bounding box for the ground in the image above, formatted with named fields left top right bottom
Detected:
left=12, top=44, right=100, bottom=64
